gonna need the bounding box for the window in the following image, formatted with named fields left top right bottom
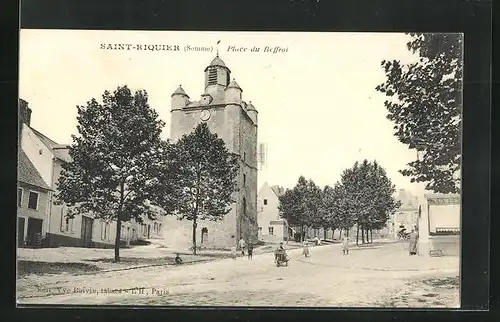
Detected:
left=243, top=197, right=247, bottom=215
left=17, top=188, right=23, bottom=207
left=28, top=191, right=39, bottom=210
left=258, top=227, right=262, bottom=232
left=268, top=227, right=274, bottom=235
left=264, top=199, right=268, bottom=206
left=105, top=223, right=110, bottom=240
left=208, top=68, right=217, bottom=85
left=243, top=152, right=246, bottom=162
left=243, top=174, right=246, bottom=186
left=101, top=222, right=105, bottom=239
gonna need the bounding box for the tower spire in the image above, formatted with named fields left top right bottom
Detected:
left=216, top=40, right=221, bottom=57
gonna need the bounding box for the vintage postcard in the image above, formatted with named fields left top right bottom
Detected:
left=17, top=30, right=462, bottom=307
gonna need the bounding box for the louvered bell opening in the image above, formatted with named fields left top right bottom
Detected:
left=208, top=68, right=218, bottom=85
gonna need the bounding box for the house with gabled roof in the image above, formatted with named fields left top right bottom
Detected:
left=17, top=150, right=52, bottom=247
left=257, top=182, right=289, bottom=242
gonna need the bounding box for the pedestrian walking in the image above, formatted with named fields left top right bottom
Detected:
left=302, top=240, right=310, bottom=257
left=408, top=229, right=419, bottom=256
left=247, top=242, right=254, bottom=260
left=238, top=237, right=246, bottom=256
left=342, top=236, right=350, bottom=255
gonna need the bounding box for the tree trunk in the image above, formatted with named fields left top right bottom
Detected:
left=361, top=226, right=365, bottom=244
left=192, top=218, right=197, bottom=255
left=114, top=217, right=121, bottom=262
left=356, top=223, right=359, bottom=246
left=370, top=229, right=373, bottom=243
left=324, top=228, right=327, bottom=241
left=114, top=181, right=125, bottom=262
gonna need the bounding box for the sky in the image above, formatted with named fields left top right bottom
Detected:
left=19, top=30, right=431, bottom=199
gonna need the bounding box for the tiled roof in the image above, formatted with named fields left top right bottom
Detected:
left=209, top=56, right=226, bottom=67
left=204, top=55, right=231, bottom=72
left=31, top=127, right=71, bottom=161
left=171, top=85, right=189, bottom=98
left=246, top=101, right=257, bottom=111
left=18, top=150, right=51, bottom=190
left=226, top=78, right=242, bottom=91
left=30, top=127, right=59, bottom=149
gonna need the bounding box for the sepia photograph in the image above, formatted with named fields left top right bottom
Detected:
left=17, top=30, right=462, bottom=307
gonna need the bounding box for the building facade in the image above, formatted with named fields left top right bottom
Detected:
left=17, top=151, right=52, bottom=247
left=257, top=183, right=288, bottom=242
left=18, top=100, right=163, bottom=249
left=163, top=54, right=259, bottom=249
left=387, top=189, right=420, bottom=238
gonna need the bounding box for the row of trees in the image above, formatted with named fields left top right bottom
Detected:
left=56, top=86, right=240, bottom=261
left=278, top=160, right=401, bottom=245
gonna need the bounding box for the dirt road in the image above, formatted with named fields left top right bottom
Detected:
left=17, top=241, right=459, bottom=307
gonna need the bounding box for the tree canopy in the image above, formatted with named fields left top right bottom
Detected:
left=376, top=33, right=462, bottom=194
left=56, top=86, right=168, bottom=261
left=162, top=122, right=240, bottom=254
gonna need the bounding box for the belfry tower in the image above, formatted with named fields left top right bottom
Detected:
left=167, top=54, right=258, bottom=248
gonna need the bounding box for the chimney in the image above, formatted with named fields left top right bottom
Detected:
left=19, top=99, right=32, bottom=126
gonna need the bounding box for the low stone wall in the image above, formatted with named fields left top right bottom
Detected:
left=429, top=235, right=460, bottom=256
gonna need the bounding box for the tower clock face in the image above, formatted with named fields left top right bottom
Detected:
left=200, top=109, right=211, bottom=121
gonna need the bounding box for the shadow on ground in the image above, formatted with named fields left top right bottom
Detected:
left=17, top=260, right=101, bottom=278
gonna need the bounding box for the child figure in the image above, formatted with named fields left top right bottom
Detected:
left=238, top=237, right=246, bottom=255
left=303, top=241, right=310, bottom=257
left=230, top=245, right=237, bottom=259
left=247, top=242, right=254, bottom=260
left=342, top=236, right=350, bottom=255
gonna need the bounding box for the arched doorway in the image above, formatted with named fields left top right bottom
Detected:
left=201, top=227, right=208, bottom=244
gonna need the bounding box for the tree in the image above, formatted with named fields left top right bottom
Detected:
left=331, top=182, right=357, bottom=239
left=278, top=176, right=322, bottom=242
left=56, top=86, right=168, bottom=262
left=164, top=123, right=239, bottom=255
left=318, top=185, right=341, bottom=241
left=278, top=188, right=301, bottom=239
left=376, top=33, right=463, bottom=194
left=334, top=160, right=400, bottom=245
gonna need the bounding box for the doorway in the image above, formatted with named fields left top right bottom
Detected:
left=26, top=218, right=43, bottom=247
left=201, top=227, right=208, bottom=244
left=81, top=216, right=94, bottom=248
left=18, top=217, right=26, bottom=247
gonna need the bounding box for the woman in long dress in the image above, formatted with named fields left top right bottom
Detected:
left=342, top=236, right=350, bottom=255
left=303, top=241, right=310, bottom=257
left=408, top=229, right=419, bottom=255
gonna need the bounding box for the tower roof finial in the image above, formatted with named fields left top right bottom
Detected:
left=216, top=40, right=221, bottom=57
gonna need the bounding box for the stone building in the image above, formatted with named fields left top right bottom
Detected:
left=386, top=189, right=420, bottom=238
left=163, top=54, right=259, bottom=249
